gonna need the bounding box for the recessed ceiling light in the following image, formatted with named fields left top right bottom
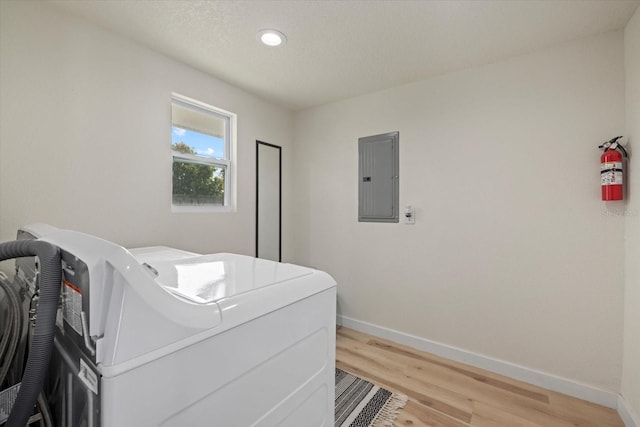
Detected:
left=257, top=29, right=287, bottom=47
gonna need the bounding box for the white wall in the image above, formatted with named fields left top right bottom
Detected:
left=0, top=1, right=294, bottom=269
left=293, top=31, right=626, bottom=393
left=623, top=5, right=640, bottom=422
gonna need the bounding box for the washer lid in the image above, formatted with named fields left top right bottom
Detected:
left=148, top=253, right=313, bottom=304
left=129, top=246, right=200, bottom=264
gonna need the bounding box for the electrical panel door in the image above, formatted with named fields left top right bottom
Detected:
left=358, top=132, right=399, bottom=222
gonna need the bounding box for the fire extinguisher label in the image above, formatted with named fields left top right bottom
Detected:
left=601, top=162, right=623, bottom=186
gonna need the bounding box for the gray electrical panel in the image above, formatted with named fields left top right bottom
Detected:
left=358, top=131, right=399, bottom=222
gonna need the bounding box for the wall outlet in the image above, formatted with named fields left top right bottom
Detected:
left=403, top=206, right=415, bottom=224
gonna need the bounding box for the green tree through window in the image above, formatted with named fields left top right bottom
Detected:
left=172, top=141, right=225, bottom=206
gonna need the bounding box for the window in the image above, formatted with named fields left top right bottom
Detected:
left=171, top=94, right=236, bottom=211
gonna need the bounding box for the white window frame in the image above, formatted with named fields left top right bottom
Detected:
left=171, top=93, right=237, bottom=213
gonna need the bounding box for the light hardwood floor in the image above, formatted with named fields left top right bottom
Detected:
left=336, top=327, right=624, bottom=427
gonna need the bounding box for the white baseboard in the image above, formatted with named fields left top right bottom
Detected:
left=337, top=315, right=620, bottom=409
left=619, top=395, right=640, bottom=427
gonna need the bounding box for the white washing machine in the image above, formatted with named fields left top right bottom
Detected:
left=16, top=225, right=337, bottom=426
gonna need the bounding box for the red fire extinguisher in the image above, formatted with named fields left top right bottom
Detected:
left=599, top=136, right=627, bottom=201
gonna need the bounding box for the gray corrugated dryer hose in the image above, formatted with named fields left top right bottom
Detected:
left=0, top=240, right=61, bottom=427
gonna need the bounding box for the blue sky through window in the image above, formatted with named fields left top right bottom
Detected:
left=172, top=126, right=224, bottom=159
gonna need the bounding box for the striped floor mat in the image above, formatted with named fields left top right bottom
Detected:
left=335, top=368, right=408, bottom=427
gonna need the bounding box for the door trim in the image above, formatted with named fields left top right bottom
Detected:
left=256, top=140, right=282, bottom=261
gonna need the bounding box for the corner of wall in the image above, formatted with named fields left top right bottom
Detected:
left=619, top=394, right=640, bottom=427
left=622, top=4, right=640, bottom=425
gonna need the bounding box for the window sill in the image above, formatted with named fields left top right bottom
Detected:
left=171, top=205, right=235, bottom=214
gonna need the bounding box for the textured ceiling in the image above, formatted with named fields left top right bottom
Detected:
left=49, top=0, right=640, bottom=111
